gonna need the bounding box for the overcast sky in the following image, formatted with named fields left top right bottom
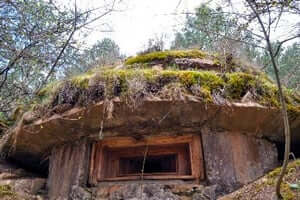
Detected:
left=59, top=0, right=299, bottom=56
left=61, top=0, right=206, bottom=56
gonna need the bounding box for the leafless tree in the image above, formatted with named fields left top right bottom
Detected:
left=0, top=0, right=120, bottom=115
left=227, top=0, right=299, bottom=198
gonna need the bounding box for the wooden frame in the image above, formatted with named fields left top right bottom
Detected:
left=89, top=135, right=204, bottom=185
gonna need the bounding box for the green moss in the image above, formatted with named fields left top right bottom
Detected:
left=0, top=113, right=10, bottom=128
left=213, top=58, right=221, bottom=66
left=125, top=49, right=207, bottom=65
left=200, top=87, right=213, bottom=103
left=226, top=72, right=257, bottom=99
left=0, top=185, right=16, bottom=198
left=194, top=71, right=224, bottom=90
left=34, top=53, right=299, bottom=121
left=264, top=160, right=300, bottom=200
left=70, top=73, right=94, bottom=89
left=157, top=70, right=224, bottom=89
left=38, top=81, right=63, bottom=99
left=37, top=67, right=300, bottom=112
left=267, top=160, right=300, bottom=179
left=256, top=77, right=279, bottom=107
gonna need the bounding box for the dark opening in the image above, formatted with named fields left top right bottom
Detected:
left=276, top=141, right=300, bottom=162
left=119, top=154, right=177, bottom=175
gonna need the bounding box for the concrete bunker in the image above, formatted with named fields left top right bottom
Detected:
left=1, top=50, right=300, bottom=199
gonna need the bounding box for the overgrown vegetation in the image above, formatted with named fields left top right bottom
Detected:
left=31, top=50, right=299, bottom=120
left=229, top=160, right=300, bottom=200
left=125, top=49, right=207, bottom=65
left=0, top=50, right=296, bottom=126
left=0, top=185, right=17, bottom=199
left=265, top=160, right=300, bottom=200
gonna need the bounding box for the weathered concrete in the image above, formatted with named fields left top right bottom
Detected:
left=3, top=100, right=299, bottom=170
left=1, top=100, right=297, bottom=199
left=201, top=129, right=278, bottom=195
left=47, top=139, right=91, bottom=200
left=44, top=130, right=278, bottom=199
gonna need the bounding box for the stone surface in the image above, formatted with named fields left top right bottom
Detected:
left=47, top=139, right=90, bottom=200
left=201, top=129, right=278, bottom=195
left=172, top=58, right=220, bottom=71
left=93, top=183, right=216, bottom=200
left=0, top=160, right=46, bottom=199
left=0, top=177, right=45, bottom=195
left=70, top=186, right=92, bottom=200
left=1, top=100, right=296, bottom=199
left=4, top=100, right=298, bottom=170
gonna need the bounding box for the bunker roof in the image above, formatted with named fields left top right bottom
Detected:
left=1, top=49, right=300, bottom=170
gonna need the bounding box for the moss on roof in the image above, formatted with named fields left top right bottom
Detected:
left=32, top=50, right=299, bottom=118
left=125, top=49, right=207, bottom=65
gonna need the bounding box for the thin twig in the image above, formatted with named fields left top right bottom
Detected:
left=140, top=143, right=149, bottom=200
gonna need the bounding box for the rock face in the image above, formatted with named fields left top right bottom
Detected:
left=93, top=183, right=217, bottom=200
left=0, top=160, right=46, bottom=199
left=201, top=129, right=278, bottom=195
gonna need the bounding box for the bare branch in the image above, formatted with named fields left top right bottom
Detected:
left=40, top=0, right=116, bottom=89
left=41, top=0, right=78, bottom=86
left=0, top=41, right=38, bottom=91
left=77, top=0, right=117, bottom=29
left=274, top=34, right=300, bottom=57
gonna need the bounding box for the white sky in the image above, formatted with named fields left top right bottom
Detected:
left=59, top=0, right=299, bottom=56
left=62, top=0, right=205, bottom=56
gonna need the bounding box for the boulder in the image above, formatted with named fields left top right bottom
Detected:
left=0, top=160, right=46, bottom=199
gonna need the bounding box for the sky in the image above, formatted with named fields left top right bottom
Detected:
left=60, top=0, right=206, bottom=56
left=59, top=0, right=299, bottom=56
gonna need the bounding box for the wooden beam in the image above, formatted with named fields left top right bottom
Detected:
left=101, top=175, right=195, bottom=181
left=101, top=135, right=193, bottom=148
left=88, top=142, right=97, bottom=185
left=190, top=134, right=204, bottom=183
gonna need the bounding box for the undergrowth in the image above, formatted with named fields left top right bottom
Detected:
left=264, top=160, right=300, bottom=200
left=231, top=160, right=300, bottom=200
